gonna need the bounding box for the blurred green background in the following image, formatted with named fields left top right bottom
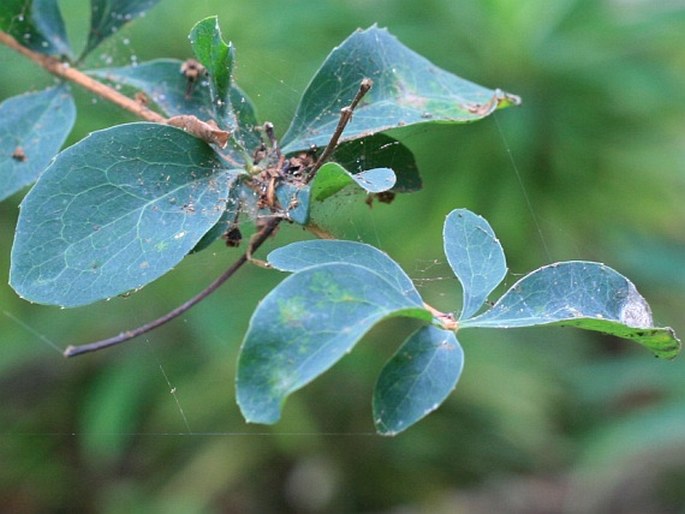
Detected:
left=1, top=0, right=684, bottom=512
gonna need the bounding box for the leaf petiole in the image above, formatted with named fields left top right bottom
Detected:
left=422, top=303, right=459, bottom=331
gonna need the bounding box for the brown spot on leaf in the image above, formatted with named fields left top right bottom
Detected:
left=12, top=147, right=26, bottom=162
left=466, top=89, right=522, bottom=116
left=399, top=92, right=427, bottom=109
left=466, top=96, right=498, bottom=116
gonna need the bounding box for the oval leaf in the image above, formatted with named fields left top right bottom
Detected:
left=10, top=123, right=232, bottom=307
left=443, top=209, right=507, bottom=319
left=236, top=262, right=431, bottom=424
left=189, top=16, right=234, bottom=119
left=373, top=326, right=464, bottom=436
left=83, top=0, right=162, bottom=57
left=228, top=83, right=261, bottom=151
left=0, top=0, right=71, bottom=56
left=461, top=261, right=681, bottom=359
left=311, top=162, right=396, bottom=201
left=190, top=176, right=244, bottom=253
left=282, top=25, right=520, bottom=152
left=0, top=85, right=76, bottom=201
left=267, top=240, right=423, bottom=304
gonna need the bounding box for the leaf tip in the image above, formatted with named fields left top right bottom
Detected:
left=495, top=88, right=522, bottom=108
left=373, top=416, right=398, bottom=436
left=655, top=328, right=681, bottom=360
left=237, top=401, right=282, bottom=426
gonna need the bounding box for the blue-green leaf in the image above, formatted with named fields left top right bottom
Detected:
left=83, top=0, right=162, bottom=57
left=331, top=134, right=422, bottom=192
left=0, top=0, right=71, bottom=56
left=267, top=240, right=423, bottom=304
left=236, top=262, right=431, bottom=424
left=271, top=163, right=396, bottom=225
left=189, top=16, right=234, bottom=120
left=0, top=85, right=76, bottom=201
left=373, top=326, right=464, bottom=436
left=281, top=25, right=520, bottom=153
left=228, top=82, right=260, bottom=151
left=89, top=59, right=214, bottom=120
left=461, top=261, right=681, bottom=359
left=190, top=176, right=244, bottom=253
left=311, top=163, right=396, bottom=202
left=443, top=209, right=507, bottom=319
left=275, top=181, right=310, bottom=225
left=10, top=123, right=233, bottom=307
left=89, top=59, right=259, bottom=150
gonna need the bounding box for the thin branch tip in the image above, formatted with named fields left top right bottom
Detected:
left=63, top=219, right=281, bottom=357
left=311, top=78, right=373, bottom=174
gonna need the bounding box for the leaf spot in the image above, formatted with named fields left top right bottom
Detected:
left=12, top=147, right=27, bottom=162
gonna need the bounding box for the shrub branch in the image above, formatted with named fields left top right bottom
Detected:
left=0, top=31, right=230, bottom=146
left=63, top=218, right=281, bottom=357
left=63, top=79, right=373, bottom=357
left=1, top=37, right=433, bottom=357
left=0, top=31, right=166, bottom=123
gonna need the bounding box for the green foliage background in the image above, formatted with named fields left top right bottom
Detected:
left=1, top=0, right=684, bottom=512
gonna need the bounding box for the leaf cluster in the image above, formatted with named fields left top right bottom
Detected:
left=0, top=1, right=679, bottom=435
left=3, top=8, right=518, bottom=308
left=238, top=209, right=679, bottom=435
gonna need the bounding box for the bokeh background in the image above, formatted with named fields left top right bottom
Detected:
left=1, top=0, right=684, bottom=512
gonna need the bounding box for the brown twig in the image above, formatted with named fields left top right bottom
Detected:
left=63, top=218, right=281, bottom=357
left=0, top=31, right=166, bottom=123
left=311, top=78, right=373, bottom=175
left=167, top=115, right=230, bottom=148
left=0, top=31, right=230, bottom=146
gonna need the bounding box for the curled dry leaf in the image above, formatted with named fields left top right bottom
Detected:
left=166, top=115, right=230, bottom=148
